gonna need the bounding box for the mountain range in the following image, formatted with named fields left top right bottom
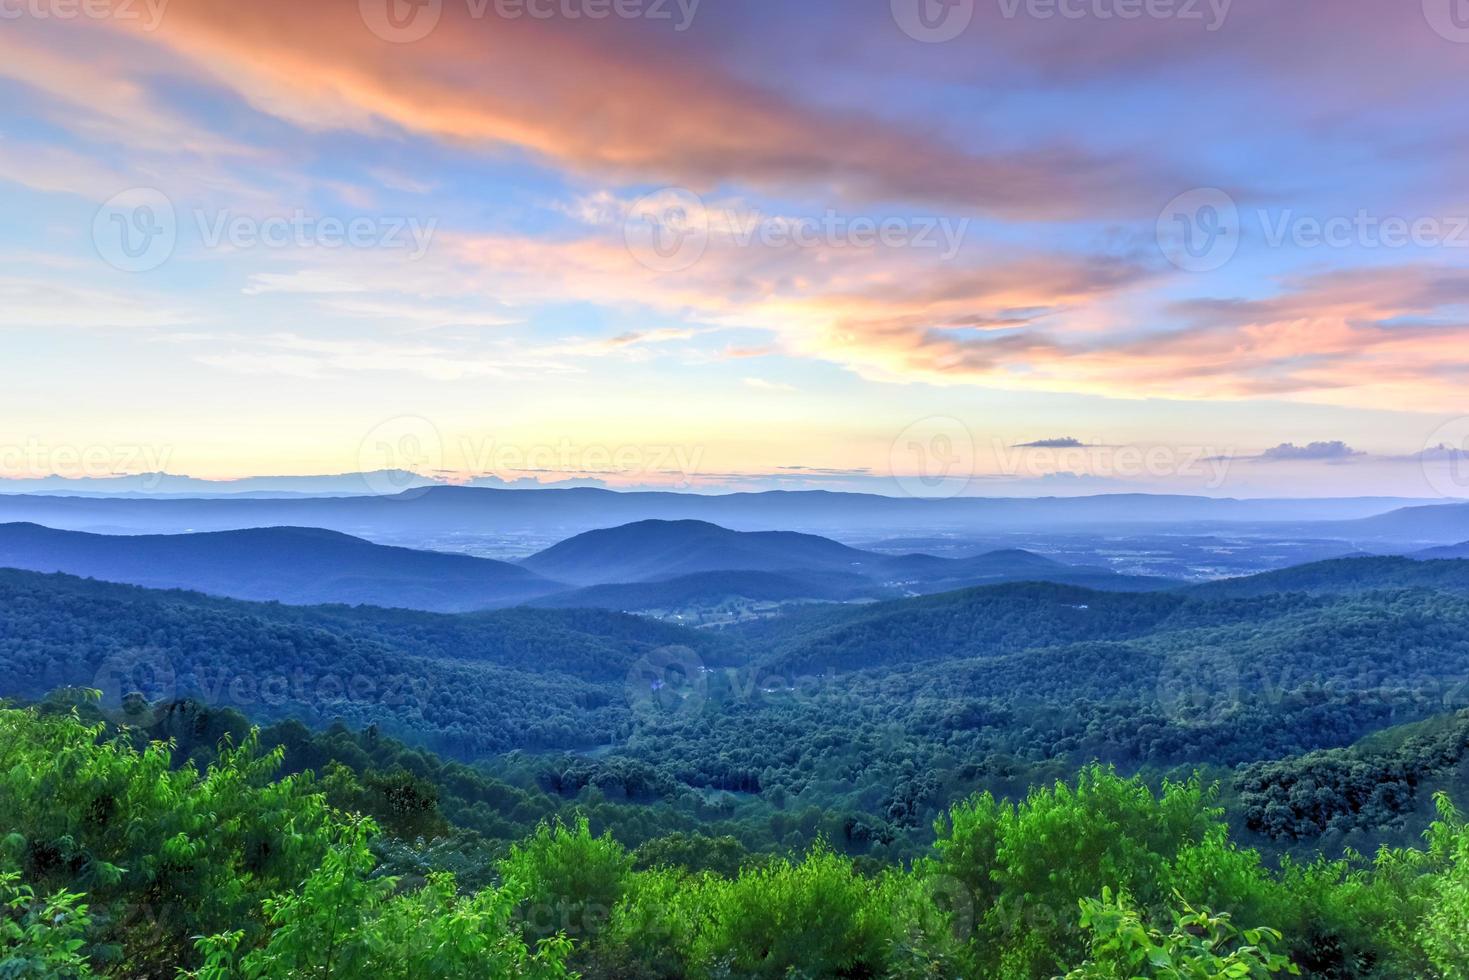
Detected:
left=7, top=549, right=1469, bottom=763
left=0, top=519, right=1171, bottom=613
left=0, top=523, right=564, bottom=612
left=0, top=486, right=1455, bottom=541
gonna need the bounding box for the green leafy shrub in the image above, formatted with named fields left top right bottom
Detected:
left=1063, top=888, right=1298, bottom=979
left=499, top=817, right=634, bottom=945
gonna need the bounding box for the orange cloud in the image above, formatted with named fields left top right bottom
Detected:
left=103, top=0, right=1168, bottom=219
left=191, top=191, right=1469, bottom=412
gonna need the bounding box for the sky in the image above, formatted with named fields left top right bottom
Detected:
left=2, top=0, right=1469, bottom=497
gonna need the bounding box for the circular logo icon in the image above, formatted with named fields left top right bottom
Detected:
left=623, top=187, right=710, bottom=273
left=1157, top=188, right=1240, bottom=273
left=360, top=0, right=442, bottom=42
left=891, top=0, right=974, bottom=42
left=890, top=416, right=976, bottom=499
left=91, top=648, right=176, bottom=727
left=357, top=415, right=444, bottom=494
left=1424, top=0, right=1469, bottom=42
left=1421, top=417, right=1469, bottom=499
left=93, top=188, right=177, bottom=273
left=923, top=874, right=976, bottom=942
left=1155, top=651, right=1241, bottom=727
left=625, top=645, right=708, bottom=724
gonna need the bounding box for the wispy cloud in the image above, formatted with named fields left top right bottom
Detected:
left=1257, top=441, right=1364, bottom=462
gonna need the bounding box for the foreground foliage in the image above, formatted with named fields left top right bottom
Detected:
left=8, top=702, right=1469, bottom=978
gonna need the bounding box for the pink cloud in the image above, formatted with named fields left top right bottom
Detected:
left=96, top=0, right=1174, bottom=218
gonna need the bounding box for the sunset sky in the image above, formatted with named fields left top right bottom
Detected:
left=4, top=0, right=1469, bottom=496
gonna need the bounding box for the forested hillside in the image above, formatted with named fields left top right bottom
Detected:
left=0, top=569, right=736, bottom=757
left=7, top=698, right=1469, bottom=978
left=8, top=560, right=1469, bottom=863
left=9, top=557, right=1469, bottom=975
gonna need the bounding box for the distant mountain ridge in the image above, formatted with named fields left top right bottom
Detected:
left=0, top=470, right=439, bottom=497
left=0, top=518, right=1173, bottom=618
left=1186, top=555, right=1469, bottom=599
left=1312, top=502, right=1469, bottom=545
left=0, top=486, right=1447, bottom=540
left=520, top=519, right=872, bottom=585
left=0, top=523, right=564, bottom=612
left=520, top=519, right=1174, bottom=595
left=1413, top=541, right=1469, bottom=560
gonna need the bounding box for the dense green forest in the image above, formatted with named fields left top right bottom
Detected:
left=7, top=696, right=1469, bottom=978
left=10, top=558, right=1469, bottom=974
left=6, top=565, right=1469, bottom=860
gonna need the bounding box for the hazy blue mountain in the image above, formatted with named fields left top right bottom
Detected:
left=520, top=519, right=1174, bottom=596
left=1316, top=502, right=1469, bottom=544
left=0, top=523, right=564, bottom=611
left=1413, top=541, right=1469, bottom=560
left=1186, top=555, right=1469, bottom=598
left=520, top=519, right=874, bottom=585
left=0, top=486, right=1440, bottom=541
